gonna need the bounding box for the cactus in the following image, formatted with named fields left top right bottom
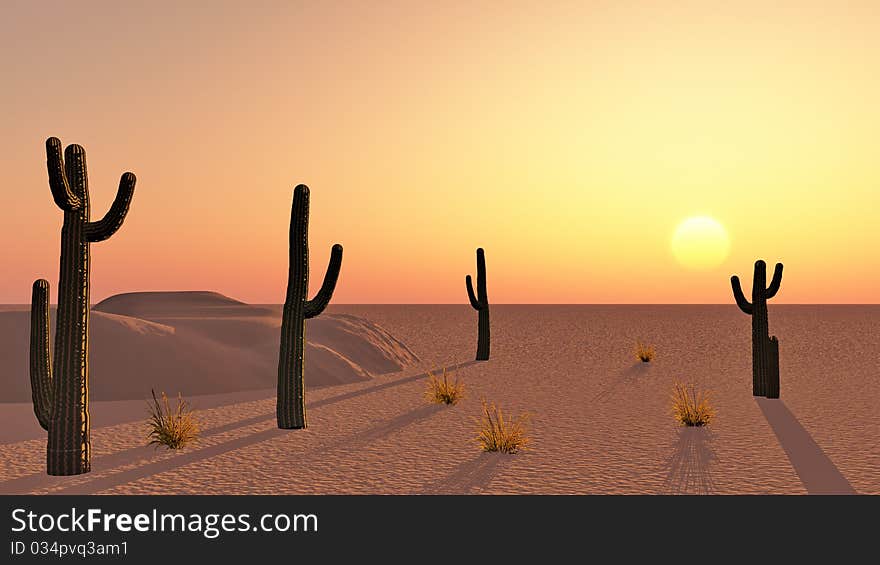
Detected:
left=731, top=260, right=783, bottom=398
left=277, top=184, right=343, bottom=429
left=29, top=137, right=136, bottom=475
left=465, top=248, right=490, bottom=361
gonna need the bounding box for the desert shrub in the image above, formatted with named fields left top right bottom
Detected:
left=635, top=341, right=655, bottom=362
left=425, top=368, right=465, bottom=405
left=671, top=382, right=715, bottom=427
left=476, top=399, right=530, bottom=454
left=147, top=389, right=200, bottom=449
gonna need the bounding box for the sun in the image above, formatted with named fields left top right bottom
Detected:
left=671, top=216, right=731, bottom=270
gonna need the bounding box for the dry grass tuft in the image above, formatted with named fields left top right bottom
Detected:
left=671, top=382, right=715, bottom=427
left=425, top=368, right=465, bottom=405
left=635, top=341, right=655, bottom=362
left=476, top=399, right=530, bottom=454
left=147, top=389, right=200, bottom=449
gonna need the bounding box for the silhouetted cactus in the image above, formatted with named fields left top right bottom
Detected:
left=731, top=260, right=783, bottom=398
left=466, top=248, right=490, bottom=361
left=29, top=137, right=136, bottom=475
left=277, top=184, right=343, bottom=429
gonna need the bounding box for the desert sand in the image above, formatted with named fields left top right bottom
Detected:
left=1, top=297, right=877, bottom=494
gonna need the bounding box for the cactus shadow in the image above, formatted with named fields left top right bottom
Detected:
left=0, top=412, right=278, bottom=494
left=592, top=362, right=652, bottom=402
left=663, top=427, right=718, bottom=495
left=755, top=398, right=856, bottom=494
left=41, top=402, right=445, bottom=494
left=311, top=360, right=479, bottom=408
left=327, top=404, right=442, bottom=451
left=423, top=453, right=509, bottom=494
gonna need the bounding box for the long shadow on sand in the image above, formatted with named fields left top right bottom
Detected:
left=592, top=362, right=652, bottom=402
left=0, top=361, right=477, bottom=494
left=0, top=388, right=278, bottom=445
left=51, top=405, right=444, bottom=494
left=423, top=454, right=508, bottom=494
left=756, top=398, right=856, bottom=495
left=663, top=427, right=718, bottom=494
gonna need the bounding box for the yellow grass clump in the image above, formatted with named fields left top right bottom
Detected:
left=635, top=341, right=655, bottom=362
left=425, top=368, right=465, bottom=405
left=671, top=382, right=715, bottom=427
left=476, top=399, right=530, bottom=454
left=147, top=389, right=200, bottom=449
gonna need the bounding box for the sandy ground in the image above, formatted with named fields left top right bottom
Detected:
left=1, top=303, right=877, bottom=495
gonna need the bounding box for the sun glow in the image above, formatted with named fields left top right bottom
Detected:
left=671, top=216, right=731, bottom=271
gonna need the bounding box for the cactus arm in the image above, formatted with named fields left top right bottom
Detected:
left=29, top=279, right=53, bottom=431
left=466, top=275, right=481, bottom=309
left=85, top=173, right=136, bottom=242
left=765, top=263, right=784, bottom=299
left=304, top=244, right=343, bottom=319
left=45, top=138, right=81, bottom=211
left=731, top=275, right=754, bottom=315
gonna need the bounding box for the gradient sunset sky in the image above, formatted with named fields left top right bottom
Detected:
left=2, top=1, right=878, bottom=304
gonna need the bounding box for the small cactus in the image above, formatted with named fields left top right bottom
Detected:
left=29, top=137, right=136, bottom=475
left=277, top=184, right=343, bottom=429
left=465, top=248, right=490, bottom=361
left=731, top=260, right=783, bottom=398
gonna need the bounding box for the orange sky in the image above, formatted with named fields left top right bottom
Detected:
left=2, top=1, right=879, bottom=303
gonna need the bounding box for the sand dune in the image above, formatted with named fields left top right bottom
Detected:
left=0, top=291, right=418, bottom=403
left=94, top=290, right=253, bottom=316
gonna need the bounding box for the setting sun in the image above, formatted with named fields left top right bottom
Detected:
left=671, top=216, right=731, bottom=270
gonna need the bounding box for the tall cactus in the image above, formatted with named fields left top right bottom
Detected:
left=29, top=137, right=136, bottom=475
left=731, top=260, right=783, bottom=399
left=277, top=184, right=343, bottom=429
left=466, top=248, right=490, bottom=361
